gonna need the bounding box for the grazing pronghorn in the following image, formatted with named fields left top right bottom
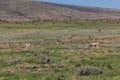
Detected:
left=89, top=41, right=99, bottom=48
left=24, top=43, right=31, bottom=49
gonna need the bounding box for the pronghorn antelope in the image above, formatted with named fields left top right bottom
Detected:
left=89, top=41, right=99, bottom=48
left=24, top=43, right=31, bottom=49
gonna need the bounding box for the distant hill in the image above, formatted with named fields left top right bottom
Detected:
left=0, top=0, right=120, bottom=21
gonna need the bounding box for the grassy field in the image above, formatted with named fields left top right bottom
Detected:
left=0, top=20, right=120, bottom=80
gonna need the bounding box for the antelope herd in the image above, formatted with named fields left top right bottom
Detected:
left=0, top=37, right=101, bottom=51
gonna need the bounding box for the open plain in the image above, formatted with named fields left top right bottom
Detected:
left=0, top=20, right=120, bottom=80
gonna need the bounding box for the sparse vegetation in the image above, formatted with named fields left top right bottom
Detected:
left=77, top=65, right=103, bottom=76
left=0, top=19, right=120, bottom=80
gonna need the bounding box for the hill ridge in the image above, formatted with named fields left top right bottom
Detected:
left=0, top=0, right=120, bottom=21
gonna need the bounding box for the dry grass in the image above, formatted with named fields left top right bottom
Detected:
left=0, top=20, right=120, bottom=80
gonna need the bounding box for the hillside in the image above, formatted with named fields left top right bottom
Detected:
left=0, top=0, right=120, bottom=20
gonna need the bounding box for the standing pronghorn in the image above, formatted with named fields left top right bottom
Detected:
left=89, top=41, right=99, bottom=48
left=24, top=43, right=31, bottom=49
